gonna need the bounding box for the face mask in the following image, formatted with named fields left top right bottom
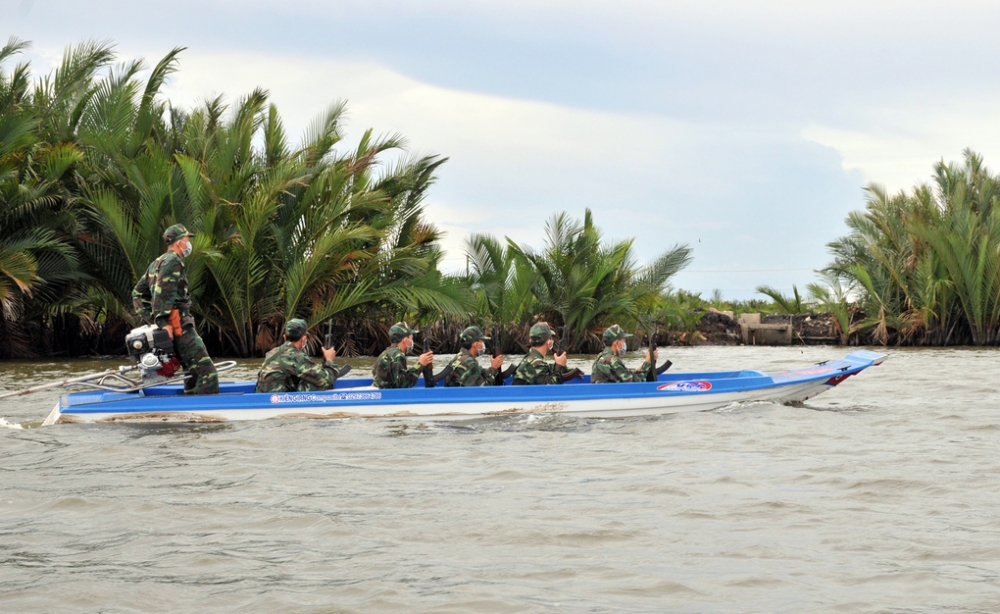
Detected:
left=616, top=343, right=627, bottom=357
left=546, top=339, right=554, bottom=351
left=181, top=241, right=193, bottom=258
left=404, top=337, right=413, bottom=354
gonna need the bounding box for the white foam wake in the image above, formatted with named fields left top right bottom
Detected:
left=0, top=417, right=24, bottom=429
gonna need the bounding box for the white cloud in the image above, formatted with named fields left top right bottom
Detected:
left=155, top=53, right=710, bottom=211
left=802, top=103, right=1000, bottom=193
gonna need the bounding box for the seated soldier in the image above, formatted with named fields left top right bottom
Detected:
left=372, top=322, right=433, bottom=389
left=512, top=322, right=568, bottom=385
left=445, top=326, right=504, bottom=387
left=256, top=319, right=342, bottom=393
left=591, top=324, right=657, bottom=383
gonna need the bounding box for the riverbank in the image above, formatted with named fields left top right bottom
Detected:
left=691, top=311, right=843, bottom=346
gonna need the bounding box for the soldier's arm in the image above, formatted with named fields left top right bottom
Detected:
left=480, top=364, right=498, bottom=386
left=517, top=356, right=562, bottom=384
left=633, top=361, right=653, bottom=382
left=534, top=359, right=563, bottom=385
left=294, top=352, right=339, bottom=391
left=150, top=258, right=184, bottom=327
left=610, top=359, right=635, bottom=383
left=394, top=353, right=421, bottom=388
left=132, top=275, right=153, bottom=324
left=461, top=357, right=495, bottom=387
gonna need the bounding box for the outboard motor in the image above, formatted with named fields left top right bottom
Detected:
left=125, top=325, right=182, bottom=383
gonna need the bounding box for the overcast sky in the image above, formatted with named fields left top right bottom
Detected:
left=7, top=0, right=1000, bottom=298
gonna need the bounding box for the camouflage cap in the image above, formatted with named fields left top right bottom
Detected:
left=460, top=326, right=491, bottom=345
left=388, top=322, right=419, bottom=343
left=163, top=223, right=195, bottom=245
left=528, top=322, right=555, bottom=346
left=285, top=318, right=308, bottom=338
left=602, top=324, right=633, bottom=344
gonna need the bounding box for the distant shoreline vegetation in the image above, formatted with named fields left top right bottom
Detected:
left=1, top=39, right=996, bottom=358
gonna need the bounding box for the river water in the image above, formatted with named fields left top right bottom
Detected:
left=1, top=346, right=998, bottom=613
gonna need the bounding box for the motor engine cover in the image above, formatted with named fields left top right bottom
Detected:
left=125, top=325, right=177, bottom=381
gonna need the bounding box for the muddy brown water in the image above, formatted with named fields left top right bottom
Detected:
left=1, top=347, right=999, bottom=613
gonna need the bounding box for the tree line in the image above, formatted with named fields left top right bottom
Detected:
left=5, top=38, right=998, bottom=358
left=742, top=149, right=1000, bottom=347
left=0, top=39, right=695, bottom=359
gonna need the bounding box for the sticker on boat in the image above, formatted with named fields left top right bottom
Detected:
left=657, top=381, right=712, bottom=392
left=270, top=392, right=382, bottom=404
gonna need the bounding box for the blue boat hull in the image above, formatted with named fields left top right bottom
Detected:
left=43, top=351, right=887, bottom=424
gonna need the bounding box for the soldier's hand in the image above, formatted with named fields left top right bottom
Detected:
left=490, top=355, right=504, bottom=370
left=554, top=351, right=568, bottom=367
left=322, top=346, right=337, bottom=363
left=161, top=325, right=174, bottom=340
left=418, top=351, right=434, bottom=367
left=647, top=348, right=658, bottom=363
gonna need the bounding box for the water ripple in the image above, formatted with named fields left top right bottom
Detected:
left=3, top=347, right=1000, bottom=612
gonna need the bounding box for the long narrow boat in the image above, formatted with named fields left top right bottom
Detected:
left=41, top=350, right=886, bottom=425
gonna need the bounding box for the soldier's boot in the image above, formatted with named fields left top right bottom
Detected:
left=176, top=323, right=220, bottom=395
left=187, top=355, right=219, bottom=395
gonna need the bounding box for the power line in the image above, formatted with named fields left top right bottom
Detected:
left=682, top=268, right=816, bottom=273
left=438, top=261, right=818, bottom=272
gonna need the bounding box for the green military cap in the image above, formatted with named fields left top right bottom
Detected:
left=285, top=318, right=308, bottom=338
left=528, top=322, right=555, bottom=346
left=388, top=322, right=419, bottom=343
left=602, top=324, right=633, bottom=344
left=460, top=326, right=491, bottom=344
left=163, top=223, right=195, bottom=245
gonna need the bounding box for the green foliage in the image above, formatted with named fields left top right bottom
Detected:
left=2, top=38, right=696, bottom=358
left=727, top=298, right=780, bottom=316
left=657, top=290, right=707, bottom=345
left=806, top=273, right=853, bottom=344
left=755, top=284, right=812, bottom=315
left=0, top=37, right=87, bottom=356
left=0, top=38, right=464, bottom=357
left=826, top=149, right=1000, bottom=345
left=464, top=209, right=692, bottom=353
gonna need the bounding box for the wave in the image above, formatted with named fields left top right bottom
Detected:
left=0, top=417, right=24, bottom=429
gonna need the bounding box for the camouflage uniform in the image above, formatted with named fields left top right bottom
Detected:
left=372, top=346, right=422, bottom=389
left=512, top=348, right=565, bottom=385
left=446, top=349, right=498, bottom=387
left=445, top=326, right=498, bottom=387
left=590, top=348, right=652, bottom=383
left=256, top=343, right=341, bottom=393
left=590, top=324, right=652, bottom=383
left=372, top=322, right=422, bottom=389
left=512, top=322, right=566, bottom=385
left=131, top=224, right=219, bottom=395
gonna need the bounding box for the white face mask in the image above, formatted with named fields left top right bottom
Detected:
left=546, top=339, right=554, bottom=351
left=181, top=241, right=193, bottom=258
left=616, top=342, right=627, bottom=357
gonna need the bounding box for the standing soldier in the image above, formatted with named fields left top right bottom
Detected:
left=512, top=322, right=569, bottom=385
left=445, top=326, right=504, bottom=387
left=255, top=319, right=342, bottom=393
left=372, top=322, right=433, bottom=389
left=591, top=324, right=657, bottom=383
left=132, top=224, right=219, bottom=395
